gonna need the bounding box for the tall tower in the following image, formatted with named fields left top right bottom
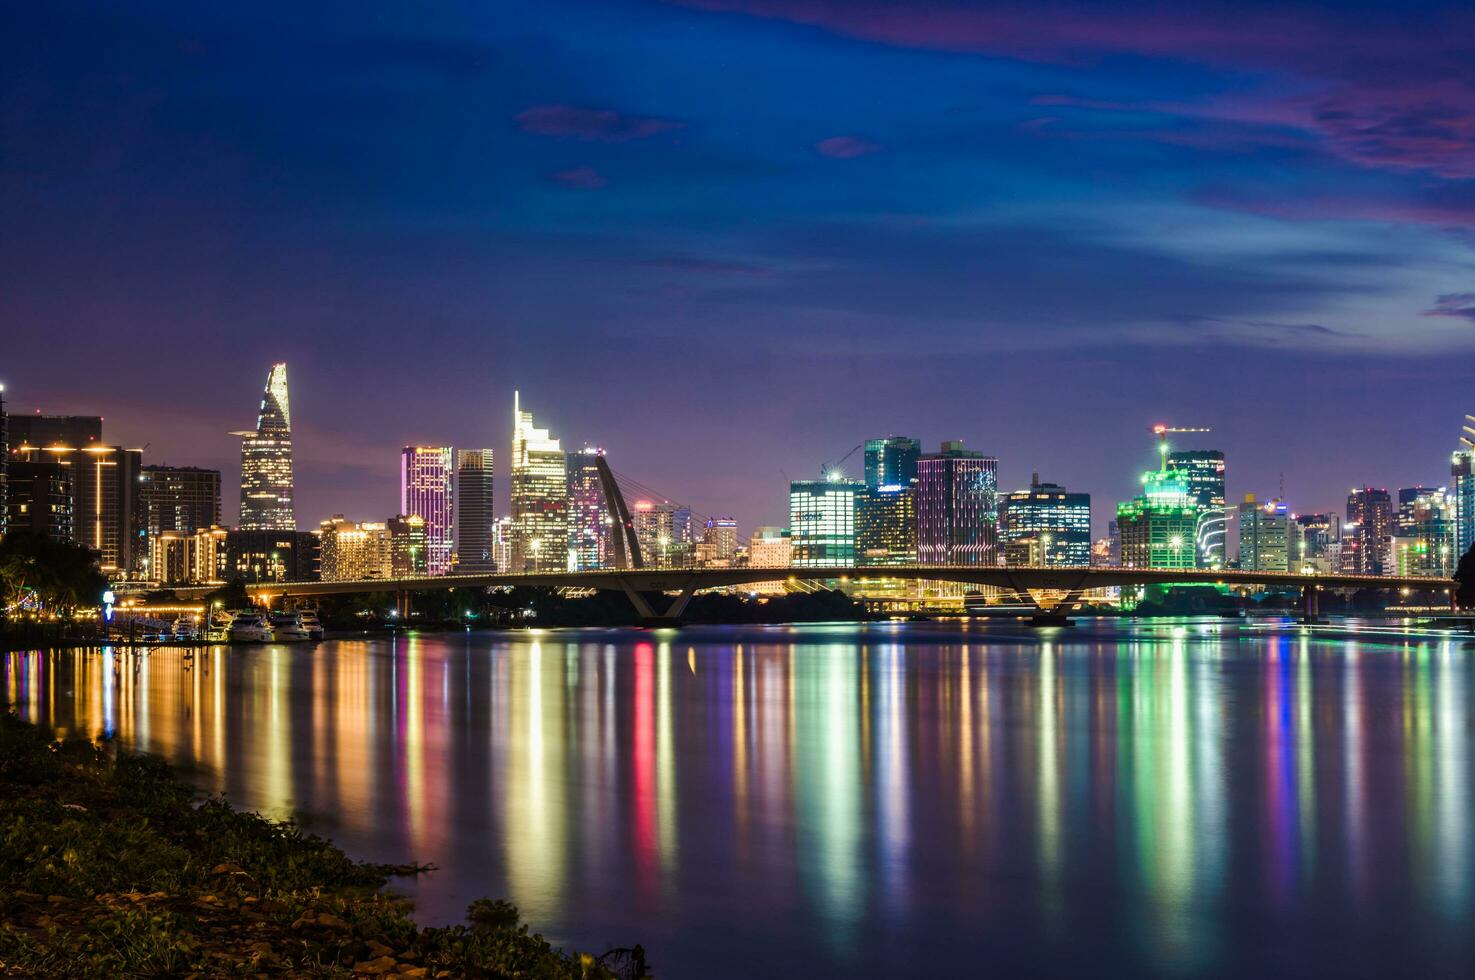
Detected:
left=456, top=449, right=496, bottom=573
left=236, top=363, right=294, bottom=530
left=510, top=392, right=567, bottom=573
left=401, top=446, right=456, bottom=576
left=916, top=441, right=998, bottom=565
left=567, top=447, right=611, bottom=571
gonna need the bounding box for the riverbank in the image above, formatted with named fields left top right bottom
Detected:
left=0, top=715, right=646, bottom=978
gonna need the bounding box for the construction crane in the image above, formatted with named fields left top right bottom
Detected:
left=821, top=442, right=864, bottom=481
left=1150, top=424, right=1211, bottom=467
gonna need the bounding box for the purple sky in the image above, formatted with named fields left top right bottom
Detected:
left=4, top=0, right=1474, bottom=534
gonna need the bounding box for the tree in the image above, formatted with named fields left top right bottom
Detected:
left=1455, top=542, right=1475, bottom=610
left=0, top=532, right=108, bottom=620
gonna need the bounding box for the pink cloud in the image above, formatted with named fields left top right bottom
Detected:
left=550, top=166, right=609, bottom=189
left=816, top=135, right=882, bottom=158
left=516, top=105, right=684, bottom=142
left=1422, top=293, right=1475, bottom=322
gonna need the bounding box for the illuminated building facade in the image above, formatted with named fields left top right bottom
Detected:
left=999, top=474, right=1091, bottom=566
left=567, top=447, right=611, bottom=571
left=1116, top=465, right=1197, bottom=570
left=747, top=526, right=792, bottom=567
left=1166, top=449, right=1226, bottom=568
left=4, top=458, right=73, bottom=542
left=149, top=525, right=229, bottom=586
left=318, top=515, right=391, bottom=582
left=1237, top=494, right=1290, bottom=572
left=790, top=475, right=859, bottom=567
left=455, top=449, right=496, bottom=573
left=856, top=485, right=916, bottom=566
left=236, top=362, right=294, bottom=530
left=1344, top=486, right=1394, bottom=575
left=138, top=466, right=220, bottom=538
left=633, top=501, right=694, bottom=568
left=388, top=514, right=428, bottom=577
left=224, top=528, right=318, bottom=583
left=1454, top=446, right=1475, bottom=558
left=510, top=391, right=567, bottom=573
left=697, top=517, right=739, bottom=567
left=1396, top=486, right=1455, bottom=576
left=916, top=442, right=997, bottom=566
left=401, top=446, right=455, bottom=575
left=1294, top=513, right=1338, bottom=573
left=864, top=436, right=920, bottom=490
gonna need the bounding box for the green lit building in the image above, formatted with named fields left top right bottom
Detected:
left=790, top=474, right=860, bottom=567
left=1116, top=462, right=1198, bottom=571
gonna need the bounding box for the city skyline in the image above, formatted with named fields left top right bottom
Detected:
left=6, top=1, right=1474, bottom=539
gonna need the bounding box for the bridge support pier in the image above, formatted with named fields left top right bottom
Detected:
left=1300, top=585, right=1322, bottom=625
left=616, top=576, right=700, bottom=627
left=395, top=590, right=413, bottom=622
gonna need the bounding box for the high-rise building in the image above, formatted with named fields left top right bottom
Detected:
left=916, top=441, right=998, bottom=565
left=1396, top=486, right=1455, bottom=576
left=633, top=501, right=694, bottom=568
left=856, top=485, right=917, bottom=566
left=567, top=447, right=611, bottom=571
left=138, top=466, right=221, bottom=539
left=999, top=474, right=1091, bottom=566
left=493, top=516, right=515, bottom=575
left=150, top=525, right=229, bottom=586
left=1237, top=494, right=1290, bottom=572
left=455, top=449, right=496, bottom=574
left=224, top=528, right=318, bottom=583
left=697, top=517, right=740, bottom=567
left=388, top=514, right=428, bottom=577
left=1116, top=463, right=1198, bottom=570
left=318, top=515, right=392, bottom=582
left=510, top=392, right=567, bottom=573
left=7, top=414, right=103, bottom=448
left=1345, top=487, right=1394, bottom=575
left=1165, top=449, right=1226, bottom=568
left=236, top=363, right=294, bottom=530
left=1294, top=513, right=1339, bottom=573
left=1453, top=415, right=1475, bottom=559
left=4, top=457, right=73, bottom=542
left=401, top=446, right=455, bottom=576
left=790, top=474, right=860, bottom=567
left=864, top=436, right=921, bottom=490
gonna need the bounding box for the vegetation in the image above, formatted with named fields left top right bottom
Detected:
left=1456, top=542, right=1475, bottom=609
left=0, top=532, right=106, bottom=622
left=0, top=716, right=647, bottom=978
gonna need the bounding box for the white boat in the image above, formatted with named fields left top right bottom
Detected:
left=227, top=612, right=272, bottom=643
left=298, top=610, right=325, bottom=641
left=269, top=613, right=310, bottom=643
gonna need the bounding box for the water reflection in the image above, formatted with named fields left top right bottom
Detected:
left=6, top=622, right=1475, bottom=979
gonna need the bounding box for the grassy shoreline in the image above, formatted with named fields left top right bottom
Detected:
left=0, top=715, right=647, bottom=978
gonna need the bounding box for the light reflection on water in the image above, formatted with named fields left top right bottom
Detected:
left=6, top=620, right=1475, bottom=978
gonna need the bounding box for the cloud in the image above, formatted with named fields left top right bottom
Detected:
left=815, top=135, right=882, bottom=158
left=1422, top=293, right=1475, bottom=322
left=550, top=166, right=609, bottom=189
left=516, top=104, right=684, bottom=142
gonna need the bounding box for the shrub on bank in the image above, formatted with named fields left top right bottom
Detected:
left=0, top=716, right=648, bottom=978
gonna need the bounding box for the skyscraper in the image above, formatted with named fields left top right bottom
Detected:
left=1166, top=449, right=1226, bottom=568
left=999, top=474, right=1091, bottom=566
left=1452, top=418, right=1475, bottom=558
left=388, top=514, right=428, bottom=577
left=236, top=363, right=294, bottom=530
left=856, top=485, right=916, bottom=566
left=318, top=516, right=391, bottom=582
left=1345, top=487, right=1394, bottom=575
left=455, top=449, right=496, bottom=573
left=697, top=517, right=739, bottom=567
left=790, top=474, right=859, bottom=567
left=401, top=446, right=455, bottom=576
left=138, top=466, right=221, bottom=539
left=916, top=441, right=998, bottom=565
left=864, top=436, right=920, bottom=490
left=567, top=447, right=611, bottom=571
left=1116, top=463, right=1197, bottom=570
left=1237, top=494, right=1290, bottom=572
left=633, top=501, right=694, bottom=568
left=1294, top=513, right=1338, bottom=573
left=510, top=392, right=567, bottom=573
left=1396, top=486, right=1454, bottom=576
